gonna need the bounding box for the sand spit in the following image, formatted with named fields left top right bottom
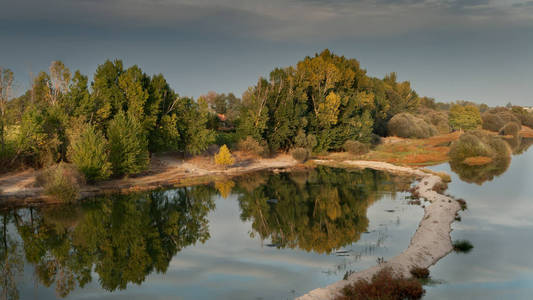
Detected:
left=298, top=160, right=461, bottom=300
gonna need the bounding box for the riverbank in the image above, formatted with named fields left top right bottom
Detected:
left=297, top=160, right=461, bottom=300
left=0, top=153, right=298, bottom=206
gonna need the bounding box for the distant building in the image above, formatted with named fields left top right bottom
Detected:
left=524, top=106, right=533, bottom=113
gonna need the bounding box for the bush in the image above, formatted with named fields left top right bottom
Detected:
left=388, top=113, right=438, bottom=139
left=290, top=147, right=309, bottom=162
left=214, top=144, right=235, bottom=168
left=39, top=163, right=82, bottom=203
left=410, top=267, right=430, bottom=279
left=449, top=104, right=482, bottom=131
left=337, top=267, right=425, bottom=300
left=420, top=109, right=450, bottom=134
left=107, top=112, right=150, bottom=176
left=67, top=124, right=112, bottom=182
left=499, top=122, right=521, bottom=137
left=449, top=130, right=510, bottom=163
left=482, top=108, right=521, bottom=132
left=453, top=240, right=474, bottom=253
left=343, top=140, right=369, bottom=155
left=237, top=136, right=264, bottom=156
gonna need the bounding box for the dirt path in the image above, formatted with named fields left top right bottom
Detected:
left=297, top=160, right=461, bottom=300
left=0, top=154, right=298, bottom=206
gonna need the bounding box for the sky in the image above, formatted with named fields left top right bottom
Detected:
left=1, top=0, right=532, bottom=106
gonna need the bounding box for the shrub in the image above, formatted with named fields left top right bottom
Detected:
left=449, top=130, right=510, bottom=163
left=410, top=267, right=430, bottom=279
left=420, top=109, right=450, bottom=134
left=290, top=147, right=309, bottom=162
left=388, top=113, right=438, bottom=139
left=453, top=240, right=474, bottom=253
left=432, top=181, right=448, bottom=194
left=343, top=140, right=369, bottom=155
left=499, top=122, right=521, bottom=137
left=214, top=144, right=235, bottom=168
left=107, top=112, right=150, bottom=176
left=511, top=106, right=533, bottom=128
left=482, top=108, right=521, bottom=132
left=39, top=163, right=82, bottom=203
left=449, top=104, right=482, bottom=131
left=337, top=267, right=425, bottom=300
left=67, top=124, right=112, bottom=182
left=238, top=136, right=264, bottom=156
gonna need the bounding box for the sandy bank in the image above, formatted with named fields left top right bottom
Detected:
left=0, top=154, right=298, bottom=206
left=297, top=160, right=461, bottom=300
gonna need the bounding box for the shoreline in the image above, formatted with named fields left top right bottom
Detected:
left=297, top=160, right=461, bottom=300
left=0, top=154, right=299, bottom=207
left=0, top=156, right=462, bottom=300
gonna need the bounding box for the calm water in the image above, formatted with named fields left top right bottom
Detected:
left=3, top=138, right=531, bottom=300
left=425, top=137, right=533, bottom=299
left=0, top=167, right=423, bottom=300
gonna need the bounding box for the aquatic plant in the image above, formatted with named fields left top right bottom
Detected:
left=336, top=267, right=425, bottom=300
left=453, top=240, right=474, bottom=253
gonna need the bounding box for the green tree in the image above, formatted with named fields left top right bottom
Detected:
left=107, top=111, right=149, bottom=176
left=449, top=104, right=482, bottom=131
left=0, top=68, right=14, bottom=159
left=175, top=97, right=215, bottom=155
left=67, top=123, right=112, bottom=182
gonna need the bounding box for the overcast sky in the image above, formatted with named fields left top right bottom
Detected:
left=1, top=0, right=532, bottom=105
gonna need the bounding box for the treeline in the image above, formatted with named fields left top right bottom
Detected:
left=1, top=61, right=214, bottom=181
left=2, top=50, right=532, bottom=183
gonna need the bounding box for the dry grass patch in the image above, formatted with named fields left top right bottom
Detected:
left=463, top=156, right=493, bottom=166
left=360, top=132, right=460, bottom=166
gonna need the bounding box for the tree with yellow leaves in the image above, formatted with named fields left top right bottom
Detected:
left=214, top=144, right=234, bottom=168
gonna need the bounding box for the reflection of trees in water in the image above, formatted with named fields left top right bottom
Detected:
left=1, top=212, right=24, bottom=300
left=449, top=137, right=533, bottom=185
left=236, top=166, right=410, bottom=254
left=1, top=185, right=215, bottom=298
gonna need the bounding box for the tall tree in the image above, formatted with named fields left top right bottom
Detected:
left=0, top=68, right=14, bottom=156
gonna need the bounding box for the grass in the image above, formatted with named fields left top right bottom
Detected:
left=453, top=240, right=474, bottom=253
left=359, top=132, right=461, bottom=166
left=336, top=267, right=425, bottom=300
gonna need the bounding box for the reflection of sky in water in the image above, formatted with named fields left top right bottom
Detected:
left=13, top=182, right=423, bottom=300
left=426, top=149, right=533, bottom=299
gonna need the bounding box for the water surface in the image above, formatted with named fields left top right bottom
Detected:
left=1, top=167, right=423, bottom=300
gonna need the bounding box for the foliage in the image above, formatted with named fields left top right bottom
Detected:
left=175, top=97, right=215, bottom=155
left=453, top=240, right=474, bottom=253
left=387, top=113, right=438, bottom=138
left=343, top=140, right=369, bottom=155
left=410, top=267, right=430, bottom=279
left=419, top=108, right=450, bottom=134
left=511, top=106, right=533, bottom=128
left=482, top=107, right=521, bottom=132
left=237, top=136, right=265, bottom=156
left=449, top=130, right=510, bottom=163
left=107, top=111, right=150, bottom=176
left=215, top=132, right=239, bottom=148
left=337, top=267, right=425, bottom=300
left=237, top=50, right=421, bottom=153
left=290, top=147, right=309, bottom=162
left=214, top=145, right=234, bottom=168
left=39, top=163, right=82, bottom=203
left=67, top=123, right=112, bottom=182
left=499, top=122, right=521, bottom=137
left=449, top=104, right=482, bottom=131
